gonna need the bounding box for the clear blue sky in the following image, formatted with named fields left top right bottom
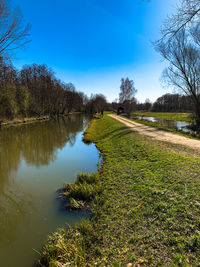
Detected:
left=13, top=0, right=177, bottom=103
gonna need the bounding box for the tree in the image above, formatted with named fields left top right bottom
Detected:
left=0, top=82, right=17, bottom=118
left=157, top=29, right=200, bottom=126
left=152, top=93, right=192, bottom=112
left=160, top=0, right=200, bottom=43
left=16, top=85, right=30, bottom=116
left=144, top=98, right=152, bottom=111
left=0, top=61, right=18, bottom=118
left=93, top=94, right=107, bottom=113
left=119, top=77, right=137, bottom=114
left=156, top=0, right=200, bottom=127
left=119, top=77, right=137, bottom=103
left=0, top=0, right=30, bottom=60
left=85, top=94, right=107, bottom=114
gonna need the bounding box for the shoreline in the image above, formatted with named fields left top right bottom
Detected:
left=0, top=116, right=50, bottom=128
left=0, top=113, right=84, bottom=128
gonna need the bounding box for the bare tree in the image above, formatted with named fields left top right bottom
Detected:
left=152, top=93, right=192, bottom=112
left=0, top=0, right=30, bottom=60
left=119, top=77, right=137, bottom=114
left=144, top=98, right=152, bottom=111
left=160, top=0, right=200, bottom=42
left=158, top=29, right=200, bottom=126
left=85, top=94, right=107, bottom=114
left=119, top=77, right=137, bottom=103
left=191, top=24, right=200, bottom=46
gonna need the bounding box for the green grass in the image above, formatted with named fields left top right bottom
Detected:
left=62, top=172, right=101, bottom=209
left=40, top=115, right=200, bottom=266
left=39, top=220, right=96, bottom=266
left=133, top=112, right=192, bottom=122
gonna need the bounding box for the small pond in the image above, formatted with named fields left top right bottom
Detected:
left=133, top=115, right=192, bottom=133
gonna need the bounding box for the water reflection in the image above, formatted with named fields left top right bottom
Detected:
left=0, top=115, right=88, bottom=185
left=0, top=186, right=32, bottom=244
left=133, top=115, right=191, bottom=133
left=0, top=115, right=88, bottom=231
left=0, top=114, right=98, bottom=267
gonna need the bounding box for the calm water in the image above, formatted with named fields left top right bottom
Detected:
left=133, top=115, right=191, bottom=133
left=0, top=114, right=99, bottom=267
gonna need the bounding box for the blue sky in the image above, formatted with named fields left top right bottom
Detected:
left=13, top=0, right=177, bottom=103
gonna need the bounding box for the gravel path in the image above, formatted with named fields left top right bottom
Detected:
left=109, top=114, right=200, bottom=151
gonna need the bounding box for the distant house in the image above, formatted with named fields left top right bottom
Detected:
left=117, top=106, right=124, bottom=115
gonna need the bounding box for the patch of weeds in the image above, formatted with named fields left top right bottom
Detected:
left=187, top=230, right=200, bottom=252
left=66, top=198, right=87, bottom=209
left=62, top=172, right=101, bottom=210
left=39, top=220, right=97, bottom=267
left=76, top=172, right=99, bottom=184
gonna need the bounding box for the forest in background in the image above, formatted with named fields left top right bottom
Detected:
left=0, top=59, right=194, bottom=121
left=0, top=60, right=110, bottom=120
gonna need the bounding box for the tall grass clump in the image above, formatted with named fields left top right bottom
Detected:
left=39, top=220, right=97, bottom=267
left=62, top=172, right=101, bottom=210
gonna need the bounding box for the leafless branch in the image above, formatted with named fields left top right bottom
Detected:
left=0, top=0, right=30, bottom=60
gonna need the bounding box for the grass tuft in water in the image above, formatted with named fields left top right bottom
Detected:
left=39, top=220, right=96, bottom=267
left=62, top=172, right=101, bottom=210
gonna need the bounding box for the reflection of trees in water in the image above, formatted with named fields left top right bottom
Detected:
left=22, top=114, right=86, bottom=166
left=0, top=127, right=21, bottom=193
left=0, top=114, right=91, bottom=253
left=0, top=186, right=32, bottom=244
left=0, top=114, right=89, bottom=190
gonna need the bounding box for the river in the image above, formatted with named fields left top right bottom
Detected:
left=0, top=114, right=99, bottom=267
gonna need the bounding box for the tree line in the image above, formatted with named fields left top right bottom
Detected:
left=111, top=91, right=193, bottom=114
left=136, top=94, right=193, bottom=113
left=0, top=0, right=109, bottom=120
left=111, top=77, right=193, bottom=115
left=151, top=94, right=193, bottom=113
left=0, top=60, right=109, bottom=120
left=0, top=61, right=81, bottom=119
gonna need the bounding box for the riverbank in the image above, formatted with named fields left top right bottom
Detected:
left=40, top=115, right=200, bottom=266
left=133, top=112, right=192, bottom=122
left=0, top=116, right=49, bottom=127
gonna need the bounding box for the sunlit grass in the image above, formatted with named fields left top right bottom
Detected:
left=40, top=115, right=200, bottom=266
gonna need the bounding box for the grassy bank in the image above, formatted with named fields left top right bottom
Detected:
left=133, top=112, right=192, bottom=122
left=40, top=115, right=200, bottom=266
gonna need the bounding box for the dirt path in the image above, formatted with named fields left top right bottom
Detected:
left=109, top=114, right=200, bottom=151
